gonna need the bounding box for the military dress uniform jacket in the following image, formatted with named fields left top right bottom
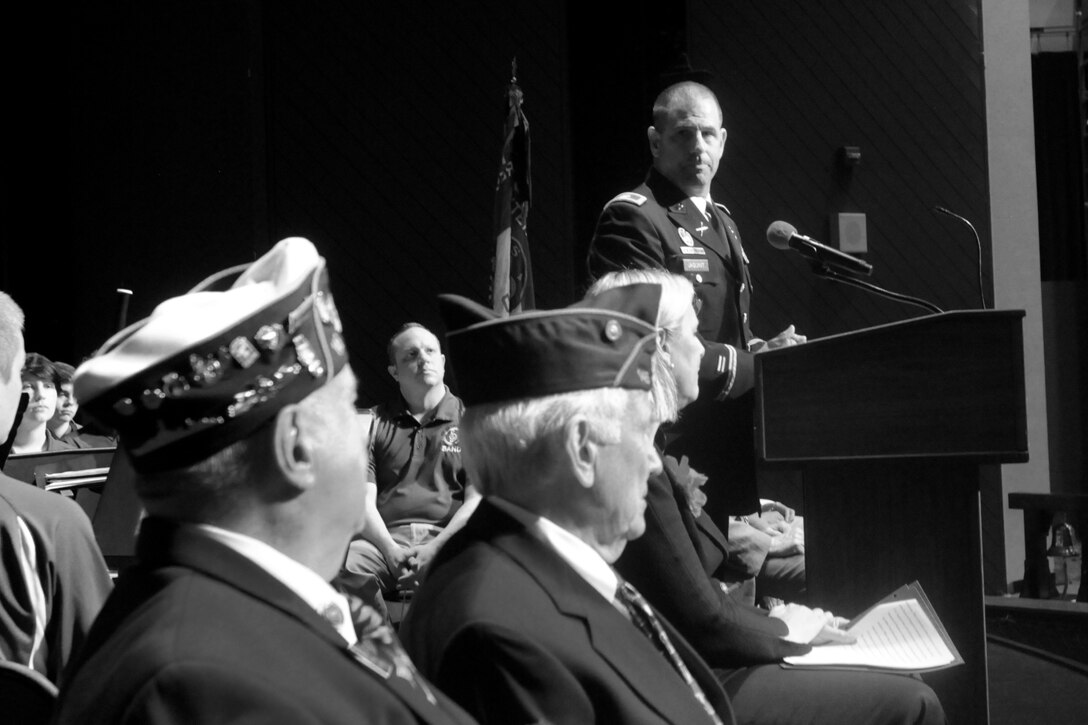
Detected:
left=588, top=169, right=762, bottom=516
left=54, top=518, right=477, bottom=725
left=399, top=499, right=736, bottom=725
left=588, top=167, right=755, bottom=401
left=615, top=453, right=809, bottom=670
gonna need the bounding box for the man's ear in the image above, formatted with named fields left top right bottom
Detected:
left=720, top=127, right=728, bottom=147
left=273, top=405, right=317, bottom=493
left=657, top=328, right=670, bottom=354
left=566, top=416, right=597, bottom=490
left=647, top=126, right=660, bottom=158
left=387, top=365, right=398, bottom=381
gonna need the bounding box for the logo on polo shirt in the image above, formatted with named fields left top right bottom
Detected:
left=441, top=426, right=461, bottom=453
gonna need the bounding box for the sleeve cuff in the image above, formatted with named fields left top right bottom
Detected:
left=710, top=345, right=738, bottom=401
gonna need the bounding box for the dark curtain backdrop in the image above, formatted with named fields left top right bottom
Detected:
left=1032, top=52, right=1087, bottom=282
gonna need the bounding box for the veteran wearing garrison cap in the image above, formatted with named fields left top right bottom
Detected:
left=54, top=239, right=476, bottom=725
left=399, top=286, right=736, bottom=725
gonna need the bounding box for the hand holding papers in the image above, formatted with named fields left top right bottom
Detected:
left=770, top=603, right=855, bottom=645
left=783, top=582, right=963, bottom=673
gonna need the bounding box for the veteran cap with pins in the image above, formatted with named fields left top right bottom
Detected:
left=437, top=283, right=662, bottom=407
left=74, top=237, right=349, bottom=473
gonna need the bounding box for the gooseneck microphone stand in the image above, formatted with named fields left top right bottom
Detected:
left=813, top=263, right=944, bottom=315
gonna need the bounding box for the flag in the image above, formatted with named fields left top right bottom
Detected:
left=491, top=66, right=534, bottom=315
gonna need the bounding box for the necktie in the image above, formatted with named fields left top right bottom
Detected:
left=342, top=595, right=438, bottom=705
left=704, top=204, right=732, bottom=261
left=616, top=580, right=724, bottom=725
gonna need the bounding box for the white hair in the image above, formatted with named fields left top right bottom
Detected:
left=461, top=387, right=653, bottom=497
left=586, top=270, right=695, bottom=422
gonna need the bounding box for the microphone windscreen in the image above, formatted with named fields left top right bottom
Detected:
left=766, top=221, right=797, bottom=250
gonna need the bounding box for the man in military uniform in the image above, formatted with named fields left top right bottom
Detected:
left=54, top=239, right=475, bottom=725
left=587, top=80, right=803, bottom=522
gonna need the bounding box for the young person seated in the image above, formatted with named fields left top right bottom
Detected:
left=9, top=353, right=74, bottom=455
left=48, top=362, right=114, bottom=449
left=0, top=292, right=113, bottom=683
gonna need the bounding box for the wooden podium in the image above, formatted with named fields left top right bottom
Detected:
left=755, top=310, right=1027, bottom=725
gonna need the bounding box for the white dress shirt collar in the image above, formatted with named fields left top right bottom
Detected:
left=489, top=496, right=619, bottom=603
left=690, top=196, right=711, bottom=218
left=191, top=523, right=357, bottom=645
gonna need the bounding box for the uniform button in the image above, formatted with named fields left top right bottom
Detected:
left=695, top=274, right=703, bottom=283
left=743, top=313, right=749, bottom=323
left=740, top=283, right=746, bottom=293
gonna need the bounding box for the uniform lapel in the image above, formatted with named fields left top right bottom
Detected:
left=661, top=453, right=730, bottom=578
left=706, top=203, right=746, bottom=281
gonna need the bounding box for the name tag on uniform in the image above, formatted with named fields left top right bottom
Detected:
left=680, top=246, right=706, bottom=255
left=683, top=259, right=710, bottom=273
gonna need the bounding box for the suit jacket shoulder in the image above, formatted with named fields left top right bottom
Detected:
left=55, top=519, right=473, bottom=725
left=402, top=500, right=734, bottom=724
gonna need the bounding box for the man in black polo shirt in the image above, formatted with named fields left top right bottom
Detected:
left=336, top=323, right=480, bottom=611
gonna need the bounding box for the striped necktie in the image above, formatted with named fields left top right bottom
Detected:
left=615, top=580, right=724, bottom=725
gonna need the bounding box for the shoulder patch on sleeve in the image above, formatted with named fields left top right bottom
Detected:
left=606, top=192, right=647, bottom=208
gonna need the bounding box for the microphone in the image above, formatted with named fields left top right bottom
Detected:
left=933, top=205, right=987, bottom=309
left=766, top=221, right=873, bottom=276
left=115, top=288, right=133, bottom=331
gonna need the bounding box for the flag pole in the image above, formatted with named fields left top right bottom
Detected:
left=490, top=57, right=534, bottom=316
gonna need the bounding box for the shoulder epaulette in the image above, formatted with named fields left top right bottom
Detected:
left=606, top=192, right=647, bottom=208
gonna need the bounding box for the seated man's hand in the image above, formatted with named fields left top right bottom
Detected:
left=760, top=499, right=795, bottom=523
left=760, top=325, right=807, bottom=351
left=747, top=514, right=791, bottom=536
left=768, top=524, right=805, bottom=558
left=811, top=615, right=855, bottom=646
left=406, top=540, right=441, bottom=575
left=769, top=603, right=855, bottom=645
left=380, top=543, right=412, bottom=575
left=395, top=568, right=423, bottom=597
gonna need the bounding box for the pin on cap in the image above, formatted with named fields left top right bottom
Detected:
left=74, top=238, right=350, bottom=473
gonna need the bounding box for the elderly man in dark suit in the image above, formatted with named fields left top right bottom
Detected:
left=400, top=285, right=735, bottom=725
left=53, top=239, right=476, bottom=725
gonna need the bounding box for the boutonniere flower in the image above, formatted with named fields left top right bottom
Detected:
left=667, top=454, right=708, bottom=518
